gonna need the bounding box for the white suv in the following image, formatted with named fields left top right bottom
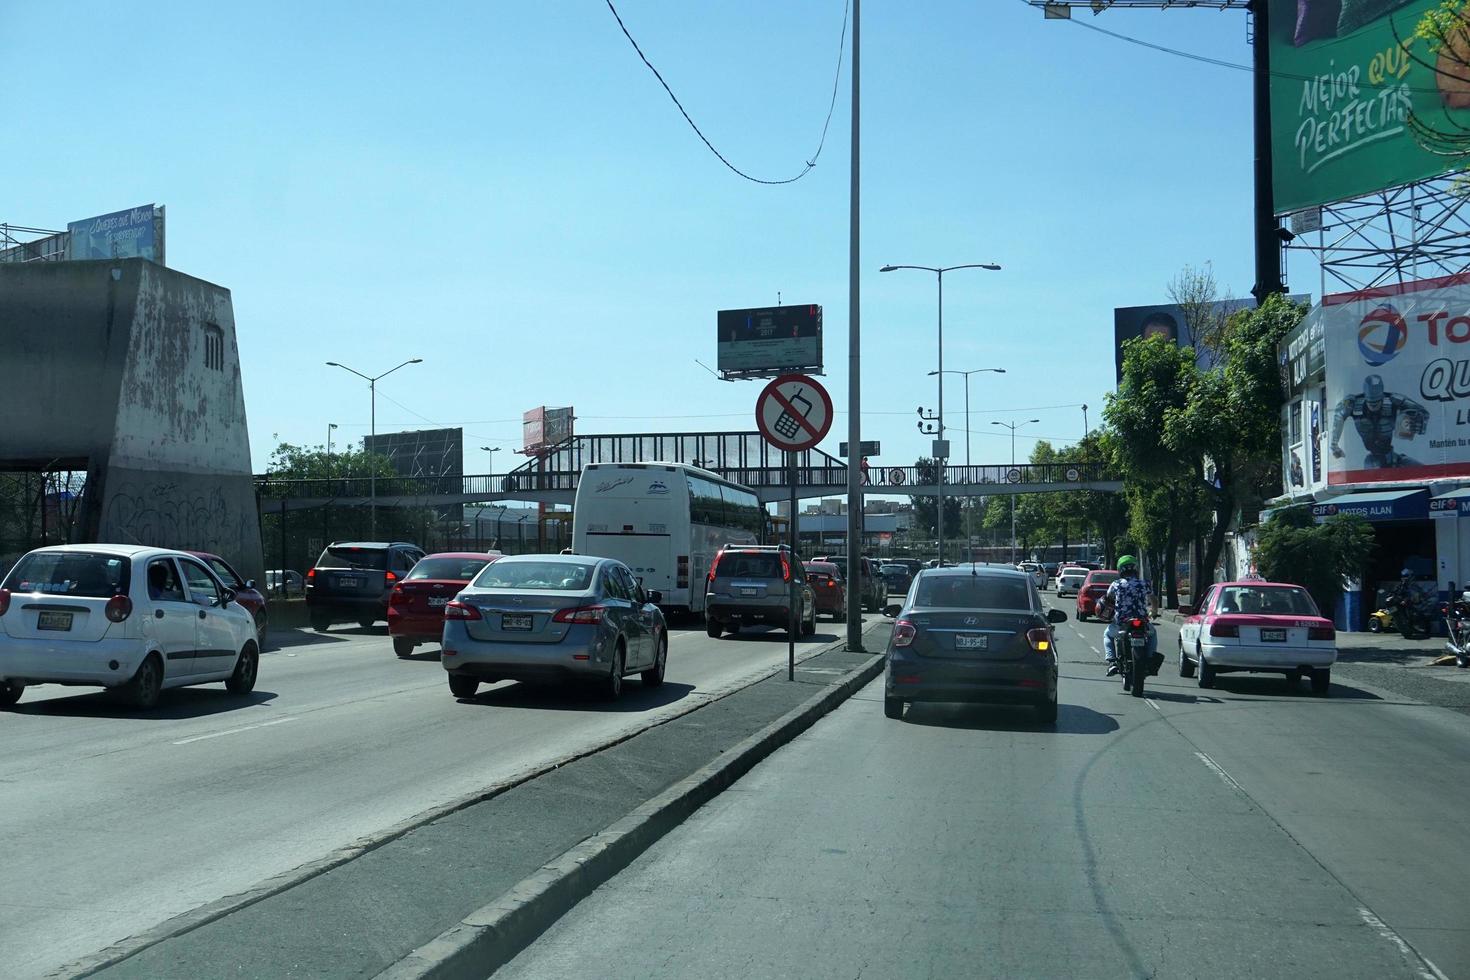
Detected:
left=0, top=544, right=260, bottom=710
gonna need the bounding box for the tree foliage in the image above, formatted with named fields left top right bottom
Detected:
left=261, top=442, right=399, bottom=486
left=1253, top=506, right=1376, bottom=619
left=909, top=457, right=962, bottom=539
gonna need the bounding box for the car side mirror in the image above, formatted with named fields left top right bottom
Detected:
left=647, top=590, right=662, bottom=605
left=883, top=603, right=902, bottom=618
left=245, top=579, right=257, bottom=591
left=1178, top=604, right=1195, bottom=617
left=220, top=588, right=236, bottom=607
left=1047, top=608, right=1067, bottom=624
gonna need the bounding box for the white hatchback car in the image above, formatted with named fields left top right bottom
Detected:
left=0, top=544, right=261, bottom=709
left=1056, top=567, right=1089, bottom=597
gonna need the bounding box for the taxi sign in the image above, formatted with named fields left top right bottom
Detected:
left=755, top=373, right=833, bottom=453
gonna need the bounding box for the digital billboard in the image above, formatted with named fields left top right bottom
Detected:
left=1114, top=296, right=1311, bottom=385
left=67, top=205, right=163, bottom=263
left=1319, top=272, right=1470, bottom=486
left=716, top=305, right=822, bottom=378
left=1268, top=0, right=1470, bottom=213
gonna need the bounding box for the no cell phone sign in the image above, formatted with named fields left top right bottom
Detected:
left=755, top=374, right=833, bottom=453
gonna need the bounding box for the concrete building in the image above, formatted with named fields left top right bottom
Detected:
left=0, top=258, right=263, bottom=582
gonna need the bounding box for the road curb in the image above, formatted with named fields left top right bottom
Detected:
left=377, top=643, right=888, bottom=980
left=54, top=626, right=881, bottom=979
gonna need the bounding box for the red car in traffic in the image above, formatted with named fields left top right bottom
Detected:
left=1076, top=569, right=1119, bottom=622
left=803, top=561, right=847, bottom=622
left=387, top=552, right=501, bottom=657
left=189, top=551, right=269, bottom=644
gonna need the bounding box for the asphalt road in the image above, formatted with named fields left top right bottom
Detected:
left=0, top=615, right=862, bottom=980
left=502, top=596, right=1470, bottom=980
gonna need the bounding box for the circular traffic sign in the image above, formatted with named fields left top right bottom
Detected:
left=755, top=373, right=833, bottom=453
left=1065, top=467, right=1080, bottom=481
left=889, top=467, right=906, bottom=486
left=1006, top=468, right=1022, bottom=484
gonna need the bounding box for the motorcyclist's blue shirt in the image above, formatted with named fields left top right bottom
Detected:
left=1105, top=576, right=1151, bottom=623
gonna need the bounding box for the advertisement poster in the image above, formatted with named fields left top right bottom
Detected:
left=1323, top=272, right=1470, bottom=485
left=717, top=305, right=822, bottom=377
left=66, top=205, right=159, bottom=262
left=1268, top=0, right=1470, bottom=212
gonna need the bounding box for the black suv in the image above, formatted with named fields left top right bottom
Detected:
left=306, top=541, right=426, bottom=631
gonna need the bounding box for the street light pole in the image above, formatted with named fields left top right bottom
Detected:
left=481, top=446, right=501, bottom=492
left=929, top=367, right=1005, bottom=562
left=881, top=262, right=1000, bottom=565
left=992, top=418, right=1040, bottom=563
left=325, top=357, right=423, bottom=539
left=326, top=423, right=338, bottom=477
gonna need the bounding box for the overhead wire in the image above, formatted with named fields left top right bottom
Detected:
left=604, top=0, right=849, bottom=184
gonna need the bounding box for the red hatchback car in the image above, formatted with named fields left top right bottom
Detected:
left=387, top=552, right=501, bottom=657
left=803, top=561, right=847, bottom=621
left=1076, top=569, right=1119, bottom=622
left=189, top=551, right=269, bottom=645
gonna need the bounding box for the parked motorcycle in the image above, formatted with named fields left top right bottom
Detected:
left=1387, top=587, right=1436, bottom=640
left=1118, top=616, right=1162, bottom=698
left=1443, top=593, right=1470, bottom=669
left=1367, top=607, right=1394, bottom=633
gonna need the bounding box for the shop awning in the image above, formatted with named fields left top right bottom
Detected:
left=1311, top=488, right=1429, bottom=523
left=1429, top=487, right=1470, bottom=519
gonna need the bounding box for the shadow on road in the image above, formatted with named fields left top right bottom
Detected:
left=456, top=680, right=697, bottom=713
left=900, top=701, right=1120, bottom=735
left=10, top=687, right=278, bottom=719
left=264, top=626, right=384, bottom=653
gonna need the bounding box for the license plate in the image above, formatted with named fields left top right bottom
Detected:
left=339, top=577, right=361, bottom=589
left=740, top=587, right=758, bottom=596
left=503, top=614, right=533, bottom=631
left=955, top=634, right=988, bottom=650
left=1260, top=628, right=1287, bottom=642
left=427, top=596, right=448, bottom=608
left=37, top=610, right=73, bottom=631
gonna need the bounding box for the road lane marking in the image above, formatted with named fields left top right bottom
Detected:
left=1145, top=698, right=1160, bottom=711
left=1194, top=751, right=1245, bottom=794
left=173, top=717, right=296, bottom=745
left=1356, top=907, right=1449, bottom=980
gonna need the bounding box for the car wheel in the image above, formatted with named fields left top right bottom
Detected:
left=706, top=620, right=721, bottom=639
left=802, top=605, right=816, bottom=636
left=1286, top=668, right=1303, bottom=690
left=0, top=679, right=24, bottom=708
left=642, top=634, right=667, bottom=688
left=1078, top=612, right=1088, bottom=622
left=225, top=643, right=258, bottom=694
left=1035, top=689, right=1058, bottom=724
left=837, top=603, right=848, bottom=624
left=254, top=611, right=268, bottom=648
left=884, top=696, right=904, bottom=720
left=123, top=654, right=164, bottom=710
left=725, top=622, right=740, bottom=637
left=1178, top=638, right=1196, bottom=678
left=448, top=673, right=480, bottom=698
left=311, top=612, right=331, bottom=632
left=1310, top=667, right=1331, bottom=696
left=358, top=616, right=376, bottom=629
left=604, top=645, right=625, bottom=700
left=1197, top=648, right=1216, bottom=689
left=393, top=637, right=417, bottom=658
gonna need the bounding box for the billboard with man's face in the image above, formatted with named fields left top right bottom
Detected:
left=1321, top=272, right=1470, bottom=485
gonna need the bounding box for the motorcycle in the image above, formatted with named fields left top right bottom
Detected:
left=1367, top=608, right=1394, bottom=634
left=1443, top=595, right=1470, bottom=669
left=1387, top=586, right=1436, bottom=640
left=1118, top=616, right=1162, bottom=698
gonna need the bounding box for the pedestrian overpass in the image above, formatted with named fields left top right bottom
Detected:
left=253, top=431, right=1122, bottom=512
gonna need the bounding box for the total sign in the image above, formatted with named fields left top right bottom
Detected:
left=1322, top=273, right=1470, bottom=486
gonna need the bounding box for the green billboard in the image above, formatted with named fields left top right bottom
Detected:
left=1269, top=0, right=1469, bottom=212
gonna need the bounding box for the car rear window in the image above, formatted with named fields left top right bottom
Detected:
left=804, top=562, right=841, bottom=579
left=715, top=553, right=783, bottom=579
left=1216, top=586, right=1319, bottom=617
left=473, top=561, right=595, bottom=591
left=1088, top=572, right=1119, bottom=586
left=914, top=575, right=1031, bottom=611
left=316, top=546, right=388, bottom=570
left=4, top=551, right=131, bottom=598
left=407, top=557, right=495, bottom=582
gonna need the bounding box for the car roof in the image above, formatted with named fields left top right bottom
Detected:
left=421, top=551, right=503, bottom=560
left=325, top=541, right=417, bottom=549
left=922, top=564, right=1028, bottom=579
left=24, top=543, right=178, bottom=560
left=496, top=553, right=604, bottom=565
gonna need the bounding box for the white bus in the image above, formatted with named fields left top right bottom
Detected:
left=572, top=462, right=763, bottom=615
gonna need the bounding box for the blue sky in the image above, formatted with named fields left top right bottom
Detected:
left=4, top=1, right=1278, bottom=482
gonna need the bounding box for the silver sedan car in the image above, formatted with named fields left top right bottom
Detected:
left=440, top=554, right=668, bottom=700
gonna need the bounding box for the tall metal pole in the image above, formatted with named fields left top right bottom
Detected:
left=1250, top=0, right=1283, bottom=302
left=845, top=0, right=864, bottom=650
left=935, top=269, right=945, bottom=567
left=788, top=450, right=798, bottom=680
left=1009, top=426, right=1017, bottom=563
left=963, top=371, right=971, bottom=562
left=369, top=378, right=377, bottom=539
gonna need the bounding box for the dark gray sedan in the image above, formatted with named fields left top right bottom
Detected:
left=883, top=565, right=1066, bottom=724
left=440, top=555, right=667, bottom=700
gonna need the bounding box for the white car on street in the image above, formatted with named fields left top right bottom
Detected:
left=1017, top=562, right=1045, bottom=590
left=1055, top=566, right=1089, bottom=597
left=0, top=544, right=261, bottom=709
left=1177, top=580, right=1337, bottom=695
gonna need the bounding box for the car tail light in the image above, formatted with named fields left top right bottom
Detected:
left=893, top=618, right=917, bottom=647
left=677, top=555, right=689, bottom=589
left=443, top=600, right=482, bottom=621
left=707, top=551, right=724, bottom=585
left=389, top=586, right=408, bottom=606
left=1027, top=628, right=1051, bottom=652
left=0, top=589, right=8, bottom=616
left=105, top=594, right=133, bottom=623
left=1210, top=621, right=1239, bottom=638
left=780, top=553, right=791, bottom=582
left=385, top=570, right=397, bottom=583
left=1309, top=625, right=1335, bottom=641
left=554, top=605, right=606, bottom=625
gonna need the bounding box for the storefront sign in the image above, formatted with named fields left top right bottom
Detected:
left=1311, top=489, right=1428, bottom=522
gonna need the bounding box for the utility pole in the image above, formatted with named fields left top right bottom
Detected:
left=845, top=0, right=864, bottom=650
left=992, top=418, right=1039, bottom=563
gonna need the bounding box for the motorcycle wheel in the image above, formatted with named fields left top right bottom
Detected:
left=1131, top=658, right=1146, bottom=698
left=1368, top=618, right=1382, bottom=633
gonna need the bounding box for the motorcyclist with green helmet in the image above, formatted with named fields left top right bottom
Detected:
left=1098, top=555, right=1157, bottom=676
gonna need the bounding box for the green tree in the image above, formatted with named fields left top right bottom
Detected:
left=909, top=457, right=962, bottom=544
left=259, top=442, right=399, bottom=488
left=1253, top=506, right=1376, bottom=619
